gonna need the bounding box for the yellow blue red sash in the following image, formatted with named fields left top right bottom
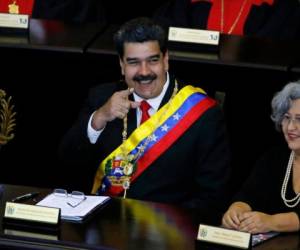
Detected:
left=91, top=85, right=216, bottom=195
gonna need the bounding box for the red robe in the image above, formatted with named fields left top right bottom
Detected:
left=0, top=0, right=35, bottom=15
left=191, top=0, right=274, bottom=35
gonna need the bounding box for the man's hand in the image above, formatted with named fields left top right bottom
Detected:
left=92, top=88, right=140, bottom=131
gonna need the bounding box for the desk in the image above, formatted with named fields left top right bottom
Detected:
left=0, top=184, right=298, bottom=250
left=0, top=184, right=198, bottom=250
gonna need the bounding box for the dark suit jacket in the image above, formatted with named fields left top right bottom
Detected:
left=59, top=76, right=231, bottom=214
left=154, top=0, right=300, bottom=40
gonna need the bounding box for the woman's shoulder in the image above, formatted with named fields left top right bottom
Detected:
left=255, top=144, right=290, bottom=171
left=262, top=144, right=290, bottom=158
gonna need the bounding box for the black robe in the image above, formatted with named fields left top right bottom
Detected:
left=32, top=0, right=106, bottom=24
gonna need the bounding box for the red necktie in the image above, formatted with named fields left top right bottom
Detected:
left=140, top=100, right=151, bottom=124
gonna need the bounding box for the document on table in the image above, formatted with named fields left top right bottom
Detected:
left=36, top=194, right=110, bottom=222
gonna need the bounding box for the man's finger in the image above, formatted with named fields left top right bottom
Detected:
left=119, top=88, right=134, bottom=98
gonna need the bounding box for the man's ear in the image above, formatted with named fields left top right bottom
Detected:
left=119, top=58, right=125, bottom=75
left=164, top=50, right=169, bottom=72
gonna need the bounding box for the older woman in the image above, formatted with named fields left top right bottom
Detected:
left=222, top=81, right=300, bottom=234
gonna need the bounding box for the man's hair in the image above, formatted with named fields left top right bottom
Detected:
left=113, top=17, right=167, bottom=59
left=271, top=80, right=300, bottom=131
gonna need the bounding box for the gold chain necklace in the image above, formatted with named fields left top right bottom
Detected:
left=281, top=151, right=300, bottom=208
left=120, top=80, right=178, bottom=198
left=221, top=0, right=248, bottom=34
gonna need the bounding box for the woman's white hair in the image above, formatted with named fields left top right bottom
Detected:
left=271, top=80, right=300, bottom=131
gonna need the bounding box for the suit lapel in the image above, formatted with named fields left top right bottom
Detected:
left=159, top=76, right=178, bottom=108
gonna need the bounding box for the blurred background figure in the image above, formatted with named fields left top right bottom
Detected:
left=154, top=0, right=300, bottom=39
left=0, top=0, right=106, bottom=23
left=33, top=0, right=106, bottom=24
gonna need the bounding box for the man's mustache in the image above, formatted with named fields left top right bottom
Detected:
left=133, top=74, right=157, bottom=82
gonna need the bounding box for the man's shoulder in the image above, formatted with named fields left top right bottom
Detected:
left=175, top=78, right=208, bottom=94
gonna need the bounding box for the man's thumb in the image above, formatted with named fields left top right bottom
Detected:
left=130, top=101, right=140, bottom=109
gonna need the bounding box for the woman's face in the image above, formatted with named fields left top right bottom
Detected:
left=282, top=99, right=300, bottom=153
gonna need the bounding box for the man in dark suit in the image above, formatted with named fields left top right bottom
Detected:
left=59, top=17, right=230, bottom=214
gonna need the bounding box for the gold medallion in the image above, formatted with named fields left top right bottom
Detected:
left=123, top=163, right=134, bottom=176
left=8, top=1, right=19, bottom=14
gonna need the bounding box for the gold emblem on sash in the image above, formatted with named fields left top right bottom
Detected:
left=106, top=155, right=136, bottom=185
left=0, top=89, right=16, bottom=147
left=8, top=1, right=19, bottom=14
left=103, top=154, right=137, bottom=198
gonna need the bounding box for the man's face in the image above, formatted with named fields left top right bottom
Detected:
left=120, top=41, right=169, bottom=99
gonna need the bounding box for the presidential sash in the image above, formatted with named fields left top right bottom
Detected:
left=91, top=85, right=216, bottom=195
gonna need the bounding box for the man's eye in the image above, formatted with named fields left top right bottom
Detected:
left=149, top=58, right=159, bottom=64
left=127, top=60, right=139, bottom=65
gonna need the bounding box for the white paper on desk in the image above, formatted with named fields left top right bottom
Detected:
left=36, top=194, right=110, bottom=221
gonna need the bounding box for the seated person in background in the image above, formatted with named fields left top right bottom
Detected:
left=222, top=81, right=300, bottom=234
left=59, top=17, right=230, bottom=214
left=0, top=0, right=106, bottom=23
left=32, top=0, right=106, bottom=23
left=154, top=0, right=300, bottom=39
